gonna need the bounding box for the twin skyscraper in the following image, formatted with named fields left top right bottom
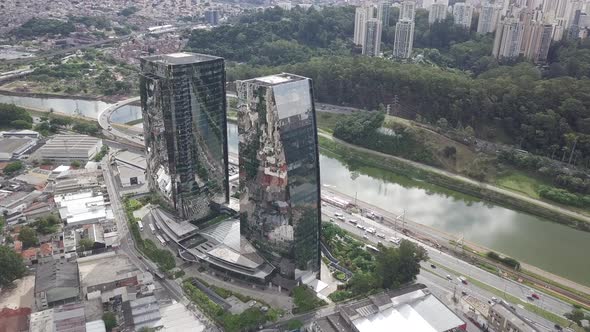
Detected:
left=139, top=52, right=321, bottom=280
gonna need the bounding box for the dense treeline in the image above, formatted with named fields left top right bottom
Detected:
left=229, top=56, right=590, bottom=169
left=0, top=103, right=33, bottom=129
left=538, top=186, right=590, bottom=208
left=12, top=18, right=75, bottom=38
left=202, top=7, right=590, bottom=171
left=187, top=6, right=354, bottom=66
left=498, top=151, right=590, bottom=195
left=333, top=111, right=436, bottom=165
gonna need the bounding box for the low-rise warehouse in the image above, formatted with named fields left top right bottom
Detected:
left=37, top=134, right=102, bottom=162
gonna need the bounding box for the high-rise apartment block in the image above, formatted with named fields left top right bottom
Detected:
left=401, top=0, right=417, bottom=20
left=237, top=73, right=321, bottom=280
left=378, top=1, right=391, bottom=26
left=140, top=53, right=229, bottom=222
left=429, top=2, right=448, bottom=24
left=354, top=6, right=370, bottom=46
left=453, top=2, right=474, bottom=28
left=393, top=19, right=415, bottom=58
left=354, top=5, right=383, bottom=57
left=493, top=17, right=524, bottom=59
left=363, top=19, right=383, bottom=56
left=477, top=2, right=501, bottom=33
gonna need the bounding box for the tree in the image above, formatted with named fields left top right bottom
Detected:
left=18, top=227, right=38, bottom=249
left=0, top=246, right=27, bottom=287
left=70, top=160, right=81, bottom=168
left=375, top=240, right=428, bottom=289
left=443, top=146, right=457, bottom=158
left=78, top=238, right=94, bottom=251
left=35, top=215, right=60, bottom=235
left=3, top=161, right=24, bottom=176
left=10, top=120, right=32, bottom=129
left=349, top=272, right=377, bottom=295
left=102, top=312, right=117, bottom=331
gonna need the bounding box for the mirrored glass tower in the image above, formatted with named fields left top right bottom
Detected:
left=237, top=73, right=321, bottom=279
left=140, top=53, right=229, bottom=223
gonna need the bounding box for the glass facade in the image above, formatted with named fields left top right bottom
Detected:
left=140, top=53, right=229, bottom=223
left=237, top=73, right=321, bottom=279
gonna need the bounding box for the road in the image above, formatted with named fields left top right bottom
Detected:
left=321, top=203, right=569, bottom=331
left=101, top=158, right=218, bottom=330
left=97, top=96, right=143, bottom=147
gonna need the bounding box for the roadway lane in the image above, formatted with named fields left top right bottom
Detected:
left=97, top=96, right=143, bottom=147
left=321, top=203, right=570, bottom=330
left=101, top=158, right=218, bottom=329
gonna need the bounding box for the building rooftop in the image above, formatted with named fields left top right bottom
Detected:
left=114, top=150, right=146, bottom=170
left=314, top=285, right=466, bottom=332
left=35, top=258, right=79, bottom=293
left=78, top=252, right=139, bottom=289
left=142, top=52, right=222, bottom=66
left=491, top=301, right=538, bottom=332
left=29, top=303, right=86, bottom=332
left=244, top=72, right=307, bottom=86
left=0, top=137, right=35, bottom=154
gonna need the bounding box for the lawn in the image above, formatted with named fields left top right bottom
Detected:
left=495, top=170, right=547, bottom=199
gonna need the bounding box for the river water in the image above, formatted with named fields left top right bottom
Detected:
left=2, top=94, right=589, bottom=285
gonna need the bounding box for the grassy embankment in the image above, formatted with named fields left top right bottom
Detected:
left=315, top=112, right=590, bottom=230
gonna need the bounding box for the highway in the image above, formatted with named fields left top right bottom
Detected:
left=97, top=96, right=143, bottom=147
left=320, top=203, right=568, bottom=331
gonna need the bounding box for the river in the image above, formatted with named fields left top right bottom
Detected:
left=2, top=94, right=589, bottom=285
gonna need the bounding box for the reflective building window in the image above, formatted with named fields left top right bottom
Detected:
left=237, top=73, right=321, bottom=279
left=140, top=53, right=229, bottom=223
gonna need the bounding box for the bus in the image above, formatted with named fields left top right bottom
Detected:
left=137, top=220, right=144, bottom=232
left=156, top=235, right=167, bottom=246
left=149, top=223, right=156, bottom=234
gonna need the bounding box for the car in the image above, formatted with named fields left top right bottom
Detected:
left=458, top=276, right=468, bottom=285
left=461, top=291, right=468, bottom=296
left=491, top=297, right=497, bottom=302
left=337, top=216, right=345, bottom=221
left=430, top=264, right=436, bottom=269
left=377, top=233, right=385, bottom=239
left=510, top=305, right=516, bottom=311
left=446, top=275, right=452, bottom=280
left=531, top=293, right=540, bottom=300
left=554, top=324, right=562, bottom=331
left=526, top=296, right=534, bottom=301
left=363, top=234, right=369, bottom=239
left=349, top=219, right=358, bottom=225
left=329, top=218, right=335, bottom=222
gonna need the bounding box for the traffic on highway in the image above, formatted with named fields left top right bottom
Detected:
left=320, top=200, right=575, bottom=332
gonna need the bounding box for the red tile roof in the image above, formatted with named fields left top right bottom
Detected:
left=40, top=243, right=53, bottom=256
left=21, top=248, right=38, bottom=260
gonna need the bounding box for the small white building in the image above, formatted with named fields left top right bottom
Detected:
left=54, top=191, right=113, bottom=226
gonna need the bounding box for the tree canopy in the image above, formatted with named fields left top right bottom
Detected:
left=0, top=246, right=27, bottom=287
left=18, top=227, right=39, bottom=249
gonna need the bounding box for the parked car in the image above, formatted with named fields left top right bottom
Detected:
left=430, top=264, right=436, bottom=269
left=446, top=275, right=452, bottom=280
